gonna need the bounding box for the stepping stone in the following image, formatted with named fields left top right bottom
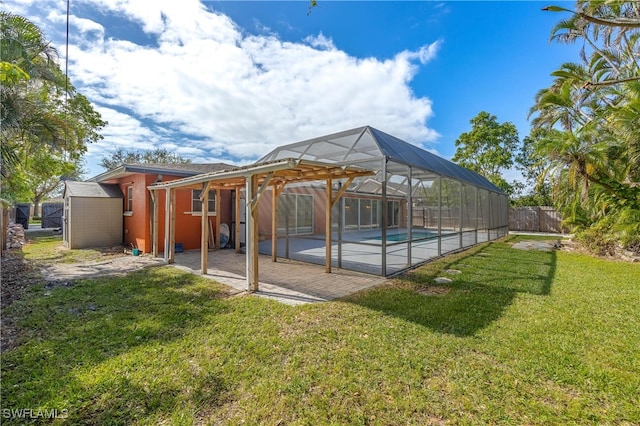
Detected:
left=434, top=277, right=452, bottom=284
left=417, top=286, right=450, bottom=296
left=444, top=269, right=461, bottom=274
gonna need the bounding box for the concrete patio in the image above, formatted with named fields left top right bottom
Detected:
left=171, top=249, right=387, bottom=306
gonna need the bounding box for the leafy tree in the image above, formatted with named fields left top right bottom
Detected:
left=5, top=145, right=83, bottom=215
left=529, top=1, right=640, bottom=252
left=452, top=111, right=520, bottom=194
left=0, top=12, right=105, bottom=205
left=513, top=128, right=557, bottom=206
left=99, top=148, right=192, bottom=170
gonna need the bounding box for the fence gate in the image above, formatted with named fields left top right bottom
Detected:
left=42, top=203, right=64, bottom=228
left=509, top=206, right=563, bottom=233
left=15, top=203, right=30, bottom=230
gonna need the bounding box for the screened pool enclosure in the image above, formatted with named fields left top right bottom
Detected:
left=255, top=126, right=509, bottom=277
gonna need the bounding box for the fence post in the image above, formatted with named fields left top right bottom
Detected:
left=0, top=199, right=9, bottom=256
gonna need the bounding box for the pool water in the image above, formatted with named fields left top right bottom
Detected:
left=373, top=231, right=436, bottom=241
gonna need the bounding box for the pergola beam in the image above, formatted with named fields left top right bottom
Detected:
left=330, top=176, right=354, bottom=208
left=250, top=172, right=274, bottom=214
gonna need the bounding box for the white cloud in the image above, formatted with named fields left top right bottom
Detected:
left=397, top=40, right=442, bottom=66
left=304, top=33, right=335, bottom=50
left=5, top=0, right=442, bottom=176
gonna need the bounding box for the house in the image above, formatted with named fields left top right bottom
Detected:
left=146, top=126, right=509, bottom=287
left=65, top=163, right=233, bottom=252
left=69, top=126, right=508, bottom=289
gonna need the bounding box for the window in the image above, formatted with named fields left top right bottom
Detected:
left=192, top=189, right=216, bottom=213
left=277, top=193, right=313, bottom=235
left=344, top=198, right=359, bottom=230
left=343, top=197, right=382, bottom=231
left=387, top=200, right=400, bottom=227
left=126, top=186, right=133, bottom=213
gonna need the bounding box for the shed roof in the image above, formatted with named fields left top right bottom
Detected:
left=64, top=182, right=123, bottom=198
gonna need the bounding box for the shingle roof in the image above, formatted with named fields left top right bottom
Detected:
left=64, top=182, right=123, bottom=198
left=88, top=162, right=234, bottom=183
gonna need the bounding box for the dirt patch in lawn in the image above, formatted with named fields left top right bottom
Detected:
left=1, top=243, right=164, bottom=353
left=416, top=286, right=451, bottom=296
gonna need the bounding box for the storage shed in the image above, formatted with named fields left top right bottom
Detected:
left=63, top=181, right=123, bottom=249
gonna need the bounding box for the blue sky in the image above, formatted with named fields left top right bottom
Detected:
left=4, top=1, right=578, bottom=179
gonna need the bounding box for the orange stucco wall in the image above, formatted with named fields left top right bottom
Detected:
left=115, top=174, right=233, bottom=253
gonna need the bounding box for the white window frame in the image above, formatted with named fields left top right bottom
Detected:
left=387, top=200, right=400, bottom=228
left=277, top=193, right=314, bottom=235
left=343, top=197, right=383, bottom=231
left=190, top=189, right=216, bottom=216
left=124, top=186, right=133, bottom=216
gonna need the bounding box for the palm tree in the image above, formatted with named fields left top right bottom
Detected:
left=1, top=11, right=66, bottom=171
left=1, top=12, right=106, bottom=207
left=531, top=1, right=640, bottom=243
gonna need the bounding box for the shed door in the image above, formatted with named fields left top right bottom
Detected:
left=63, top=198, right=70, bottom=247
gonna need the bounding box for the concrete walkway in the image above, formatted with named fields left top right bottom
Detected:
left=171, top=249, right=387, bottom=306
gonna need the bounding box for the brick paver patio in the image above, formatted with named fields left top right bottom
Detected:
left=171, top=249, right=387, bottom=305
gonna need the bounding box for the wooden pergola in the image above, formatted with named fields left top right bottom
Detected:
left=147, top=158, right=373, bottom=292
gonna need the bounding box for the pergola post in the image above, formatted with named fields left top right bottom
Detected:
left=151, top=190, right=159, bottom=257
left=246, top=174, right=255, bottom=291
left=325, top=178, right=332, bottom=273
left=272, top=183, right=278, bottom=262
left=168, top=188, right=176, bottom=264
left=164, top=188, right=170, bottom=262
left=235, top=187, right=241, bottom=253
left=251, top=174, right=260, bottom=291
left=215, top=189, right=221, bottom=249
left=200, top=183, right=210, bottom=274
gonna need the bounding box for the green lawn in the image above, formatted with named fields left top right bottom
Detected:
left=2, top=235, right=639, bottom=425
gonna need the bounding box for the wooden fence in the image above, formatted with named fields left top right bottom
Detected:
left=509, top=206, right=564, bottom=233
